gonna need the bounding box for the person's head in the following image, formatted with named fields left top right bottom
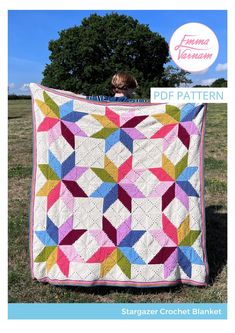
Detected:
left=111, top=72, right=138, bottom=98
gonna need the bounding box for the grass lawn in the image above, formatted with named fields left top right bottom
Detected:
left=8, top=100, right=227, bottom=303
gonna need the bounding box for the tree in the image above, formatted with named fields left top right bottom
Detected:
left=211, top=78, right=227, bottom=87
left=160, top=65, right=192, bottom=87
left=42, top=13, right=169, bottom=98
left=193, top=85, right=210, bottom=87
left=193, top=77, right=227, bottom=88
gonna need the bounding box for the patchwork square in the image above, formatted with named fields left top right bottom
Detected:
left=75, top=137, right=105, bottom=167
left=133, top=138, right=163, bottom=168
left=30, top=83, right=208, bottom=287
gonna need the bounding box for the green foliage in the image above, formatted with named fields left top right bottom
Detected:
left=193, top=85, right=210, bottom=88
left=161, top=65, right=192, bottom=87
left=42, top=13, right=169, bottom=98
left=8, top=94, right=31, bottom=100
left=193, top=78, right=227, bottom=88
left=211, top=78, right=227, bottom=87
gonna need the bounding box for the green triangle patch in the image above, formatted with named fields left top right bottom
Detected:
left=91, top=168, right=116, bottom=182
left=91, top=128, right=117, bottom=139
left=39, top=164, right=60, bottom=180
left=179, top=230, right=201, bottom=246
left=43, top=91, right=60, bottom=118
left=166, top=105, right=181, bottom=122
left=34, top=246, right=57, bottom=262
left=117, top=248, right=131, bottom=279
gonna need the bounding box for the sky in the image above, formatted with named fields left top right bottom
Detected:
left=8, top=10, right=227, bottom=95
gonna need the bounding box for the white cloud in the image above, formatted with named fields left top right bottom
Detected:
left=192, top=68, right=209, bottom=75
left=8, top=82, right=15, bottom=88
left=20, top=83, right=30, bottom=92
left=215, top=63, right=227, bottom=72
left=199, top=78, right=218, bottom=86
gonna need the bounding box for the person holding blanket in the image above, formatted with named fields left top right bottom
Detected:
left=86, top=72, right=147, bottom=102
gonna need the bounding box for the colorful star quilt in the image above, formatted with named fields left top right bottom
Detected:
left=29, top=83, right=208, bottom=287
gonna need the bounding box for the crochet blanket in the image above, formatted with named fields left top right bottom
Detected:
left=29, top=83, right=208, bottom=287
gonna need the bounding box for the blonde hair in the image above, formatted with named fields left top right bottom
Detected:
left=111, top=72, right=138, bottom=96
